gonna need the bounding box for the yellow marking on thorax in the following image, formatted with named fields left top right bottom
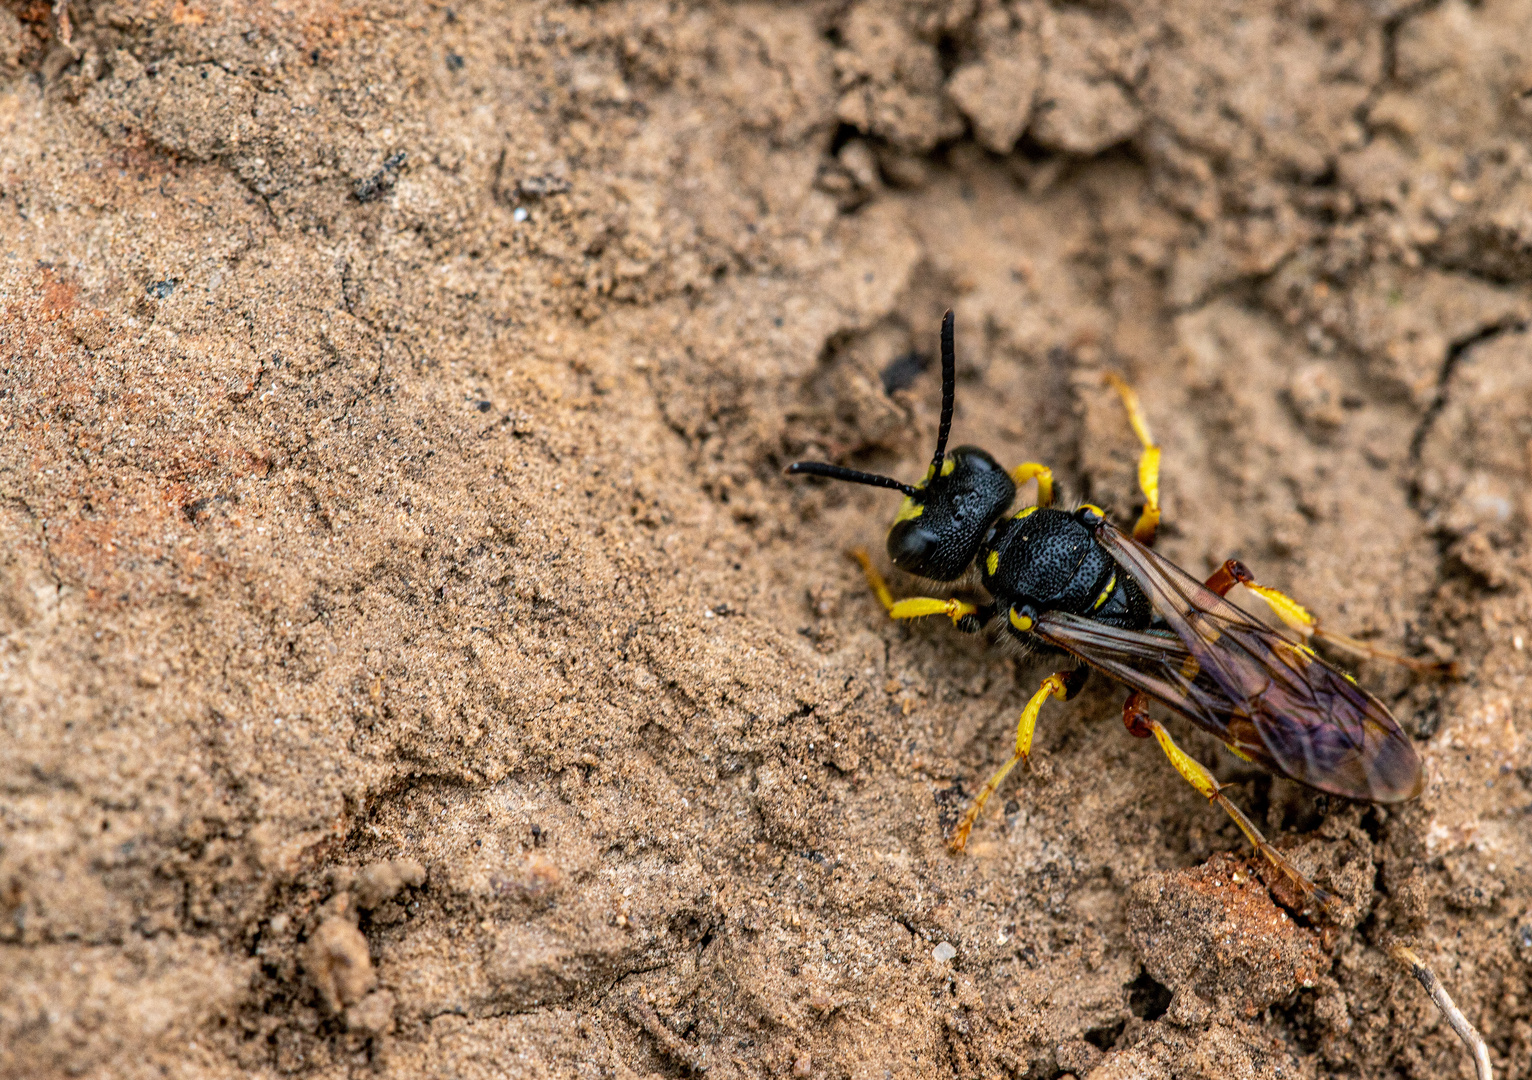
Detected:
left=1014, top=505, right=1039, bottom=521
left=1009, top=608, right=1034, bottom=632
left=1078, top=503, right=1106, bottom=518
left=986, top=550, right=999, bottom=576
left=1091, top=571, right=1117, bottom=611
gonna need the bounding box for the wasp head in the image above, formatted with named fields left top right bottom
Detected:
left=787, top=313, right=1016, bottom=581
left=884, top=446, right=1014, bottom=579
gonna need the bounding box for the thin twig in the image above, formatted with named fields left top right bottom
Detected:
left=625, top=997, right=708, bottom=1073
left=53, top=0, right=72, bottom=48
left=1388, top=943, right=1493, bottom=1080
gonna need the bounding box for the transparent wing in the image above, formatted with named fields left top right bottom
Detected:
left=1031, top=612, right=1277, bottom=766
left=1036, top=524, right=1423, bottom=803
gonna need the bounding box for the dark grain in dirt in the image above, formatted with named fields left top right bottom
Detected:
left=2, top=1, right=1530, bottom=1078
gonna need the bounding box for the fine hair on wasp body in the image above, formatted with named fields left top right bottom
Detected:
left=787, top=311, right=1440, bottom=917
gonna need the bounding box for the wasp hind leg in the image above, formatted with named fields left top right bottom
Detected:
left=950, top=667, right=1090, bottom=853
left=1103, top=374, right=1161, bottom=545
left=1204, top=559, right=1455, bottom=675
left=848, top=548, right=986, bottom=631
left=1121, top=692, right=1337, bottom=917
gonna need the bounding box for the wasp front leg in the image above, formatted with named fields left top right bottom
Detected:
left=1204, top=559, right=1454, bottom=675
left=1010, top=462, right=1055, bottom=508
left=950, top=667, right=1090, bottom=852
left=848, top=548, right=987, bottom=632
left=1121, top=692, right=1337, bottom=917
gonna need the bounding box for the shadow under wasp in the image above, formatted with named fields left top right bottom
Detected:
left=788, top=312, right=1451, bottom=913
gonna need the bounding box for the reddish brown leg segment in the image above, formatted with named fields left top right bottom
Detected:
left=1204, top=558, right=1453, bottom=675
left=1203, top=558, right=1254, bottom=598
left=1122, top=690, right=1154, bottom=738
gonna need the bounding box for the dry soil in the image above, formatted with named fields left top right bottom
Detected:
left=3, top=1, right=1532, bottom=1078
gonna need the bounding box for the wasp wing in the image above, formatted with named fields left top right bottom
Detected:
left=1043, top=523, right=1422, bottom=803
left=1031, top=611, right=1284, bottom=772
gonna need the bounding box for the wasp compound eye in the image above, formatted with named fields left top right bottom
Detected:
left=886, top=447, right=1015, bottom=581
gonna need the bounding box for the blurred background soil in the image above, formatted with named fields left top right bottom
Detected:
left=2, top=1, right=1531, bottom=1077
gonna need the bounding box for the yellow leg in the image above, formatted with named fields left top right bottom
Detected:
left=1010, top=462, right=1054, bottom=508
left=889, top=596, right=980, bottom=625
left=1207, top=559, right=1455, bottom=675
left=849, top=547, right=895, bottom=612
left=1103, top=373, right=1161, bottom=545
left=849, top=547, right=979, bottom=627
left=1140, top=713, right=1335, bottom=916
left=950, top=669, right=1086, bottom=852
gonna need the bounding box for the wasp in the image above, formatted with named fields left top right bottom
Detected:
left=789, top=312, right=1445, bottom=911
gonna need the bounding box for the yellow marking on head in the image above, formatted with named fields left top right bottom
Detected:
left=893, top=497, right=924, bottom=524
left=1091, top=572, right=1117, bottom=611
left=1078, top=503, right=1106, bottom=518
left=1009, top=608, right=1034, bottom=632
left=1014, top=505, right=1039, bottom=521
left=986, top=550, right=999, bottom=576
left=940, top=457, right=956, bottom=477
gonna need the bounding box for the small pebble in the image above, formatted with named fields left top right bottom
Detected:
left=932, top=941, right=956, bottom=963
left=513, top=207, right=529, bottom=222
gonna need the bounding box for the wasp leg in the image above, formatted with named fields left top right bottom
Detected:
left=1010, top=462, right=1055, bottom=508
left=848, top=547, right=985, bottom=629
left=1204, top=559, right=1455, bottom=675
left=1121, top=692, right=1337, bottom=916
left=950, top=667, right=1090, bottom=852
left=849, top=547, right=897, bottom=612
left=1103, top=373, right=1161, bottom=545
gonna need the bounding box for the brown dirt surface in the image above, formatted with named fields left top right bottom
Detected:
left=2, top=1, right=1531, bottom=1078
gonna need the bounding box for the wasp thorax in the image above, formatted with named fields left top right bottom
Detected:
left=886, top=447, right=1016, bottom=581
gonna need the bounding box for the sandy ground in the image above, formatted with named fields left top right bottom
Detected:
left=2, top=1, right=1531, bottom=1077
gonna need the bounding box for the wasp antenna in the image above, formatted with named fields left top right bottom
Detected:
left=786, top=461, right=918, bottom=497
left=932, top=310, right=956, bottom=474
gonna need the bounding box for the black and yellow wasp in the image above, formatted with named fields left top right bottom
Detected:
left=789, top=312, right=1438, bottom=910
